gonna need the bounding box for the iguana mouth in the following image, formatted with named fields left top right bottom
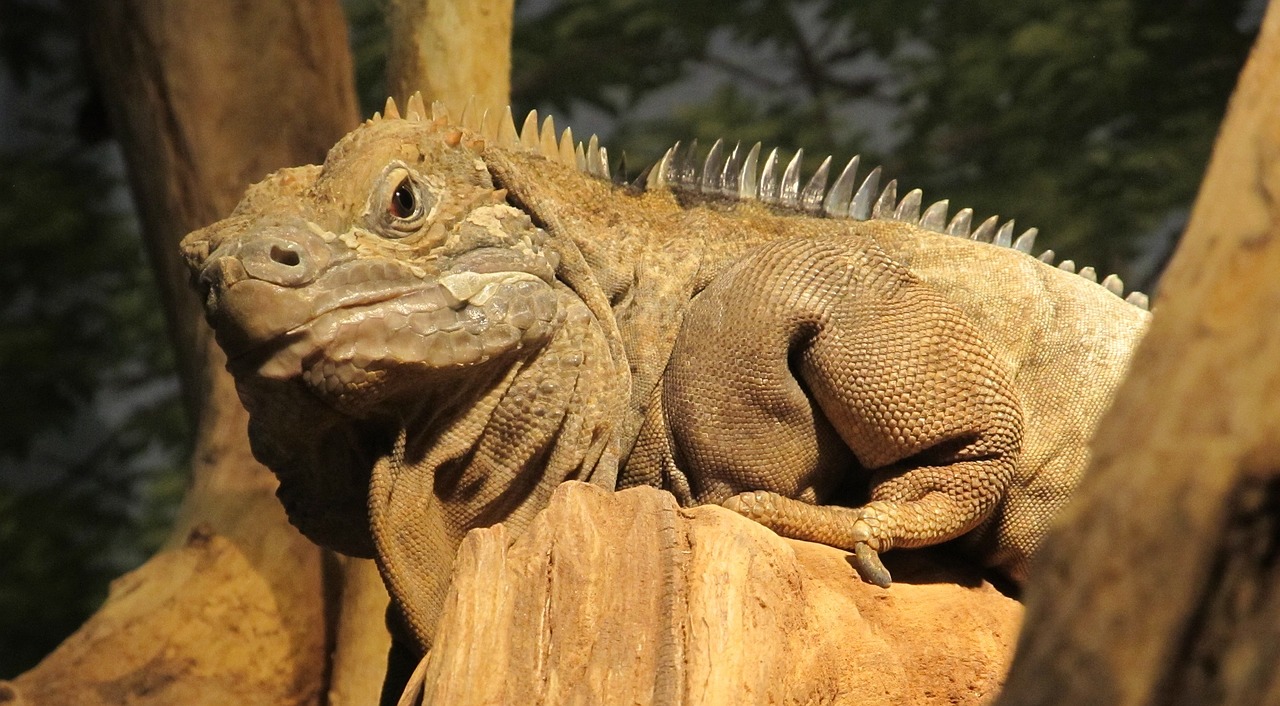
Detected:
left=214, top=250, right=549, bottom=354
left=211, top=261, right=430, bottom=367
left=232, top=269, right=561, bottom=401
left=221, top=282, right=425, bottom=367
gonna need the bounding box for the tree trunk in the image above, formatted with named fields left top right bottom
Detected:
left=386, top=0, right=516, bottom=115
left=996, top=3, right=1280, bottom=705
left=3, top=3, right=390, bottom=705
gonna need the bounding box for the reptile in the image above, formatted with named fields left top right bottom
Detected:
left=180, top=93, right=1149, bottom=663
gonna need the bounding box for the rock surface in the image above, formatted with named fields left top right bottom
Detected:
left=412, top=482, right=1022, bottom=706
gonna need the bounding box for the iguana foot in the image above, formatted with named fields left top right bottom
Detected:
left=723, top=490, right=893, bottom=587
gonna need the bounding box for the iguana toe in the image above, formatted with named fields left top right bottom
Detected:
left=722, top=490, right=894, bottom=587
left=853, top=543, right=892, bottom=588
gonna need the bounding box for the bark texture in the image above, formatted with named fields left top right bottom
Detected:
left=996, top=4, right=1280, bottom=705
left=386, top=0, right=515, bottom=116
left=3, top=3, right=390, bottom=705
left=405, top=483, right=1022, bottom=706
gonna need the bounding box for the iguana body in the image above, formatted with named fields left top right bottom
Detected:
left=181, top=95, right=1148, bottom=656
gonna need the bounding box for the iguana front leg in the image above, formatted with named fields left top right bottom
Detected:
left=653, top=235, right=1022, bottom=585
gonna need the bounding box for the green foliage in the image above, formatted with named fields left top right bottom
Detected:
left=0, top=0, right=61, bottom=87
left=513, top=0, right=890, bottom=153
left=345, top=0, right=389, bottom=117
left=865, top=0, right=1256, bottom=281
left=514, top=0, right=712, bottom=113
left=2, top=155, right=150, bottom=451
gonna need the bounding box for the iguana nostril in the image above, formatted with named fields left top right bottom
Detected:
left=237, top=231, right=326, bottom=286
left=271, top=245, right=302, bottom=267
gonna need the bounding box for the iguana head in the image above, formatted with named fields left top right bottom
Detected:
left=181, top=97, right=575, bottom=556
left=187, top=113, right=565, bottom=402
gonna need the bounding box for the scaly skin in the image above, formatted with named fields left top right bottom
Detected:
left=181, top=96, right=1148, bottom=658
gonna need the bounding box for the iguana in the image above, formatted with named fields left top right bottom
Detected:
left=180, top=93, right=1149, bottom=662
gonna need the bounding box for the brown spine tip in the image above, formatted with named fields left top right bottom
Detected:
left=406, top=92, right=427, bottom=121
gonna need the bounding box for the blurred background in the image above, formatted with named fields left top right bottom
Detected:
left=0, top=0, right=1264, bottom=677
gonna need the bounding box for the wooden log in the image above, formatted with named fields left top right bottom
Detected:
left=406, top=482, right=1021, bottom=706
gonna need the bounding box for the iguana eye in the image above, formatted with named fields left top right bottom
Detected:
left=373, top=164, right=433, bottom=237
left=390, top=178, right=417, bottom=219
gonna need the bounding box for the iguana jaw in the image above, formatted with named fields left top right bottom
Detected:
left=269, top=269, right=560, bottom=411
left=197, top=229, right=562, bottom=415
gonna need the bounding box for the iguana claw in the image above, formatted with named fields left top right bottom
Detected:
left=853, top=543, right=892, bottom=588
